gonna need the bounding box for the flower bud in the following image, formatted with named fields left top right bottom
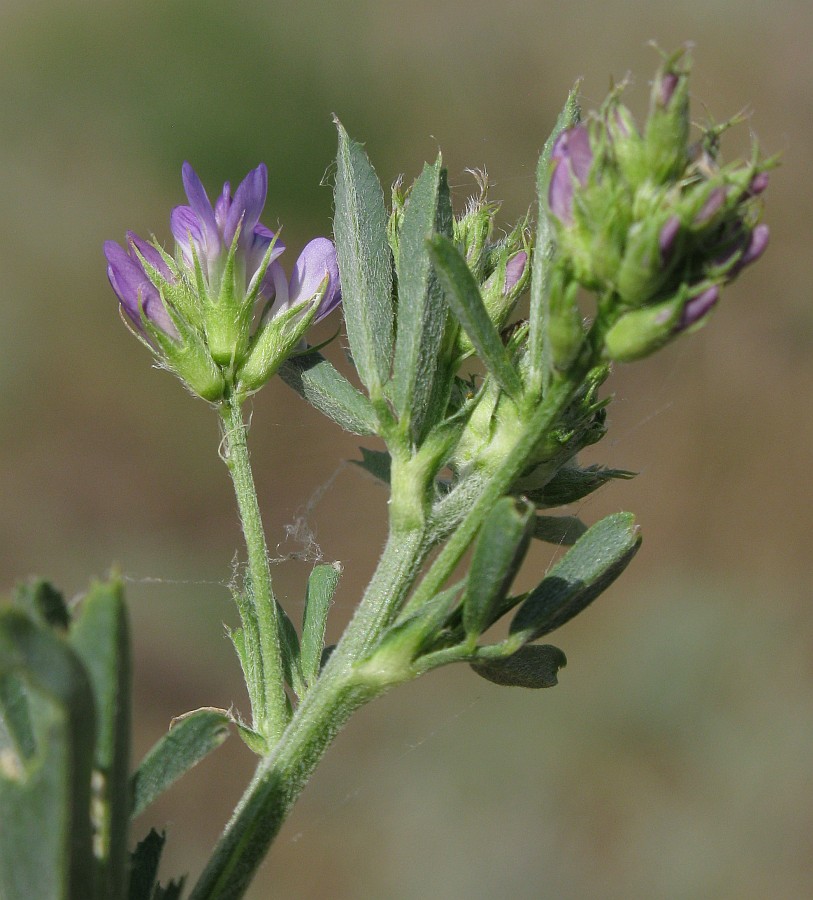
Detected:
left=548, top=125, right=593, bottom=225
left=643, top=48, right=691, bottom=183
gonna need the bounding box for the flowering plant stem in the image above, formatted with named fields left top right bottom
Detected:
left=191, top=368, right=586, bottom=899
left=219, top=394, right=289, bottom=742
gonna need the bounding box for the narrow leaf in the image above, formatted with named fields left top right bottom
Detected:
left=12, top=579, right=70, bottom=631
left=276, top=601, right=304, bottom=696
left=511, top=512, right=641, bottom=642
left=333, top=118, right=394, bottom=396
left=462, top=497, right=535, bottom=639
left=0, top=610, right=96, bottom=900
left=532, top=514, right=587, bottom=545
left=428, top=234, right=523, bottom=398
left=471, top=644, right=567, bottom=688
left=300, top=563, right=342, bottom=688
left=279, top=351, right=378, bottom=436
left=351, top=447, right=391, bottom=486
left=127, top=829, right=165, bottom=900
left=392, top=158, right=453, bottom=440
left=525, top=464, right=635, bottom=508
left=528, top=84, right=581, bottom=395
left=0, top=673, right=35, bottom=761
left=69, top=578, right=131, bottom=900
left=130, top=709, right=231, bottom=819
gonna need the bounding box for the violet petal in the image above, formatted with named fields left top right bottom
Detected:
left=288, top=237, right=342, bottom=321
left=181, top=162, right=220, bottom=255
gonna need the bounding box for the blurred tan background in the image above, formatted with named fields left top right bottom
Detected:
left=1, top=1, right=811, bottom=897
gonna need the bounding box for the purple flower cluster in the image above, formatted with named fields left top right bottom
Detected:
left=105, top=163, right=341, bottom=343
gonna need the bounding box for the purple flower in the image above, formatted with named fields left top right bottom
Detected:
left=658, top=216, right=681, bottom=265
left=678, top=285, right=719, bottom=331
left=269, top=236, right=342, bottom=323
left=503, top=251, right=528, bottom=295
left=170, top=162, right=286, bottom=300
left=104, top=232, right=179, bottom=339
left=548, top=125, right=593, bottom=224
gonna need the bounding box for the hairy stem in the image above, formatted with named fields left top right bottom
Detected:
left=219, top=395, right=289, bottom=742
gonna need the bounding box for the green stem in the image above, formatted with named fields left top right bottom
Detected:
left=194, top=369, right=587, bottom=897
left=219, top=395, right=289, bottom=742
left=190, top=524, right=427, bottom=900
left=401, top=370, right=584, bottom=619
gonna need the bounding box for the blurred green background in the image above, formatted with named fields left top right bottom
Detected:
left=1, top=0, right=811, bottom=897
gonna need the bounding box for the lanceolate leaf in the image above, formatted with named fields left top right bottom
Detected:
left=510, top=512, right=641, bottom=643
left=428, top=234, right=523, bottom=399
left=300, top=563, right=342, bottom=689
left=0, top=610, right=96, bottom=900
left=130, top=709, right=231, bottom=819
left=392, top=158, right=453, bottom=441
left=69, top=579, right=131, bottom=900
left=279, top=351, right=377, bottom=436
left=333, top=118, right=394, bottom=398
left=462, top=497, right=535, bottom=639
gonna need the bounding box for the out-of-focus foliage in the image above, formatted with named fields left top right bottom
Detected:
left=1, top=1, right=811, bottom=896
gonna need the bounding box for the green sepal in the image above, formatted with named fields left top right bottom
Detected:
left=470, top=644, right=567, bottom=688
left=532, top=514, right=587, bottom=545
left=278, top=350, right=378, bottom=436
left=236, top=293, right=320, bottom=396
left=510, top=512, right=641, bottom=643
left=0, top=610, right=96, bottom=900
left=428, top=234, right=523, bottom=399
left=146, top=313, right=225, bottom=402
left=333, top=117, right=394, bottom=398
left=462, top=497, right=535, bottom=640
left=300, top=564, right=342, bottom=690
left=130, top=709, right=231, bottom=819
left=392, top=157, right=454, bottom=442
left=643, top=46, right=691, bottom=185
left=68, top=578, right=131, bottom=900
left=603, top=293, right=684, bottom=362
left=529, top=82, right=581, bottom=395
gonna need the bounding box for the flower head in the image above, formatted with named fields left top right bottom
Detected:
left=105, top=162, right=342, bottom=400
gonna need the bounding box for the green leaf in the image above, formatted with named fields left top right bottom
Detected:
left=471, top=644, right=567, bottom=688
left=333, top=118, right=394, bottom=397
left=278, top=351, right=377, bottom=435
left=392, top=158, right=453, bottom=441
left=12, top=579, right=70, bottom=631
left=510, top=512, right=641, bottom=643
left=532, top=514, right=587, bottom=545
left=69, top=578, right=131, bottom=900
left=528, top=83, right=581, bottom=395
left=462, top=497, right=535, bottom=639
left=0, top=672, right=35, bottom=761
left=525, top=464, right=635, bottom=508
left=351, top=446, right=391, bottom=486
left=300, top=563, right=342, bottom=689
left=127, top=828, right=186, bottom=900
left=0, top=610, right=96, bottom=900
left=276, top=601, right=304, bottom=696
left=130, top=709, right=231, bottom=819
left=127, top=829, right=164, bottom=900
left=428, top=234, right=523, bottom=399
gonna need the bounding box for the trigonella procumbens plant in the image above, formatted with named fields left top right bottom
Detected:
left=0, top=48, right=772, bottom=898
